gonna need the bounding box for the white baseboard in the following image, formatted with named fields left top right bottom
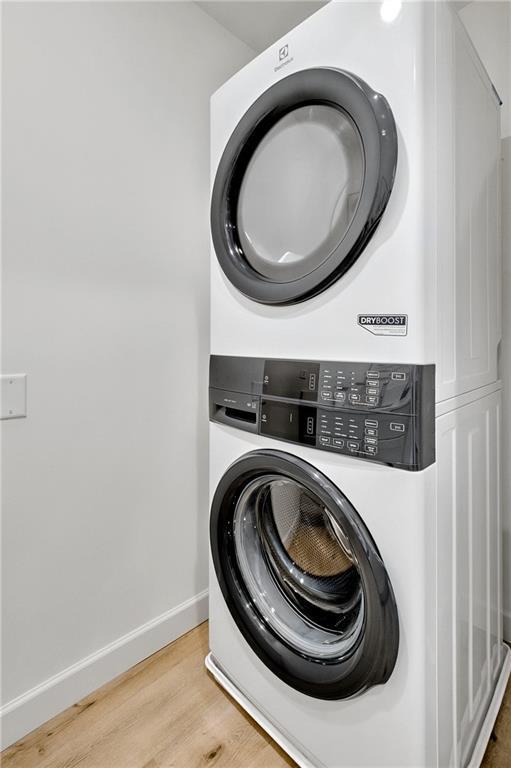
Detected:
left=0, top=589, right=208, bottom=750
left=504, top=608, right=511, bottom=644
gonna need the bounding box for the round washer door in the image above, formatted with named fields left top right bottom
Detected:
left=211, top=68, right=397, bottom=305
left=210, top=450, right=399, bottom=700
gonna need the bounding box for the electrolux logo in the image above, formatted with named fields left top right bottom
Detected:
left=274, top=43, right=294, bottom=73
left=357, top=314, right=408, bottom=336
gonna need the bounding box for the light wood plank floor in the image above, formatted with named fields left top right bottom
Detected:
left=2, top=622, right=510, bottom=768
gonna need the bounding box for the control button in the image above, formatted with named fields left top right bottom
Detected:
left=390, top=422, right=405, bottom=432
left=366, top=382, right=379, bottom=390
left=333, top=438, right=345, bottom=448
left=365, top=419, right=378, bottom=428
left=365, top=445, right=378, bottom=455
left=365, top=427, right=378, bottom=437
left=365, top=437, right=378, bottom=445
left=347, top=440, right=359, bottom=451
left=334, top=391, right=346, bottom=402
left=391, top=372, right=407, bottom=381
left=306, top=416, right=315, bottom=436
left=309, top=373, right=317, bottom=390
left=349, top=394, right=361, bottom=403
left=319, top=436, right=331, bottom=446
left=366, top=387, right=379, bottom=395
left=321, top=390, right=332, bottom=400
left=366, top=395, right=378, bottom=405
left=366, top=371, right=380, bottom=379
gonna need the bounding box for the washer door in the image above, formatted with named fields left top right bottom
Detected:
left=210, top=450, right=399, bottom=700
left=211, top=68, right=397, bottom=305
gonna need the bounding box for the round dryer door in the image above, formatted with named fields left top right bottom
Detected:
left=211, top=68, right=397, bottom=305
left=210, top=450, right=399, bottom=700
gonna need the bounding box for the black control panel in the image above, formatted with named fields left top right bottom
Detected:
left=209, top=356, right=435, bottom=471
left=316, top=363, right=411, bottom=411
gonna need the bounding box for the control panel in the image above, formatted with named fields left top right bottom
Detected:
left=315, top=409, right=411, bottom=464
left=210, top=356, right=435, bottom=471
left=317, top=363, right=411, bottom=411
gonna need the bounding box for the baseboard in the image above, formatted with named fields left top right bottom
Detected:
left=0, top=589, right=208, bottom=750
left=504, top=608, right=511, bottom=644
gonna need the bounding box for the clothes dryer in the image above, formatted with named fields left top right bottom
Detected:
left=210, top=1, right=502, bottom=402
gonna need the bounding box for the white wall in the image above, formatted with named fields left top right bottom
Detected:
left=459, top=1, right=511, bottom=137
left=459, top=1, right=511, bottom=640
left=0, top=0, right=253, bottom=747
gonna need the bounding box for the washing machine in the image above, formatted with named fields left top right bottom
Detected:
left=206, top=355, right=510, bottom=768
left=210, top=0, right=502, bottom=404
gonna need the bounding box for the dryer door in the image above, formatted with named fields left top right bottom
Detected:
left=211, top=68, right=397, bottom=305
left=210, top=450, right=399, bottom=700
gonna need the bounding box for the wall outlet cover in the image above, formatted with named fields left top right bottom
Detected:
left=1, top=374, right=27, bottom=419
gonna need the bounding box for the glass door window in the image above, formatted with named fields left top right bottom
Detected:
left=211, top=68, right=397, bottom=305
left=238, top=105, right=364, bottom=282
left=210, top=450, right=399, bottom=699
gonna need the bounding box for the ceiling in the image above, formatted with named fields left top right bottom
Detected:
left=196, top=1, right=327, bottom=52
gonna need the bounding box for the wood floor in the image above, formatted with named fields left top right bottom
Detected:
left=2, top=622, right=510, bottom=768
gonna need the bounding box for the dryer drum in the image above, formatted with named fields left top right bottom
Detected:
left=210, top=450, right=399, bottom=700
left=210, top=68, right=398, bottom=305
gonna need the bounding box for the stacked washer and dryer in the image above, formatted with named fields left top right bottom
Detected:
left=206, top=2, right=510, bottom=767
